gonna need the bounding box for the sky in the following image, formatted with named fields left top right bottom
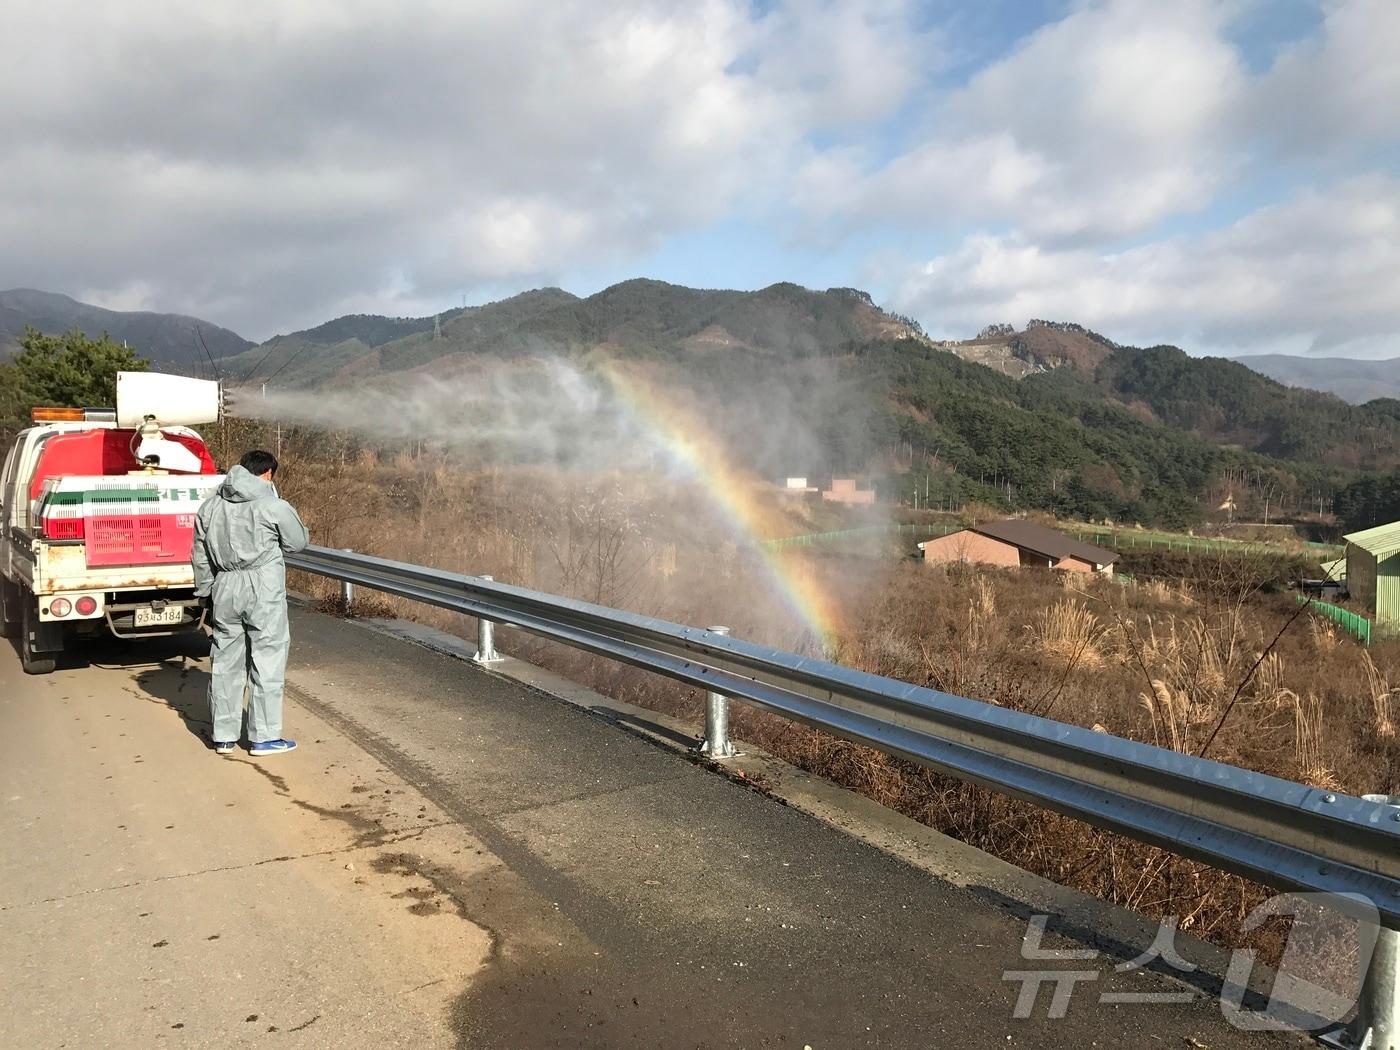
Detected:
left=1, top=0, right=1396, bottom=357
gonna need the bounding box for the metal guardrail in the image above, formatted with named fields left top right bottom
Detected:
left=290, top=544, right=1400, bottom=930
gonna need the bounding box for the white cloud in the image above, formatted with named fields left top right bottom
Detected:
left=79, top=281, right=159, bottom=314
left=794, top=134, right=1048, bottom=224
left=799, top=0, right=1248, bottom=242
left=0, top=0, right=926, bottom=337
left=0, top=0, right=1394, bottom=360
left=750, top=0, right=941, bottom=128
left=803, top=0, right=1400, bottom=247
left=1249, top=0, right=1400, bottom=155
left=891, top=175, right=1400, bottom=357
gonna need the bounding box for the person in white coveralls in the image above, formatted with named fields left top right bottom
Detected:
left=192, top=449, right=309, bottom=756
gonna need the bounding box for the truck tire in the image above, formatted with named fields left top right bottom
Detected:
left=0, top=577, right=19, bottom=640
left=21, top=599, right=58, bottom=675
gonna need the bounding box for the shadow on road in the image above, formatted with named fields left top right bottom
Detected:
left=128, top=635, right=287, bottom=753
left=132, top=655, right=218, bottom=749
left=66, top=631, right=218, bottom=749
left=126, top=649, right=218, bottom=756
left=5, top=625, right=222, bottom=749
left=5, top=625, right=208, bottom=674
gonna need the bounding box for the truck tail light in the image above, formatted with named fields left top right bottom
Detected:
left=49, top=598, right=72, bottom=617
left=75, top=596, right=98, bottom=616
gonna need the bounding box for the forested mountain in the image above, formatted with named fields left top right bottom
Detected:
left=945, top=329, right=1397, bottom=471
left=1336, top=469, right=1400, bottom=532
left=11, top=278, right=1396, bottom=530
left=857, top=343, right=1345, bottom=527
left=1084, top=345, right=1399, bottom=470
left=213, top=279, right=1400, bottom=529
left=0, top=289, right=251, bottom=368
left=220, top=281, right=921, bottom=388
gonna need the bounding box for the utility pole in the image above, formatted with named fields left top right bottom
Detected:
left=260, top=383, right=281, bottom=458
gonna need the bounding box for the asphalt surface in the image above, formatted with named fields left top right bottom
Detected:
left=1, top=608, right=1298, bottom=1048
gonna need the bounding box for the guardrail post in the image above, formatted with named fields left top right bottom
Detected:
left=698, top=626, right=737, bottom=759
left=473, top=575, right=502, bottom=664
left=340, top=549, right=355, bottom=616
left=1348, top=794, right=1400, bottom=1050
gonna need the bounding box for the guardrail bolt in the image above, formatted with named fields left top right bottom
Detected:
left=698, top=626, right=737, bottom=759
left=473, top=575, right=502, bottom=664
left=340, top=549, right=355, bottom=616
left=1348, top=794, right=1400, bottom=1050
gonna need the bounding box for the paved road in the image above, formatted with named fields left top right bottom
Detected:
left=1, top=609, right=1297, bottom=1048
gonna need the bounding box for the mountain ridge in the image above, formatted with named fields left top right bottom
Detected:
left=1227, top=352, right=1400, bottom=404
left=212, top=280, right=1399, bottom=478
left=0, top=288, right=252, bottom=368
left=220, top=280, right=926, bottom=388
left=5, top=280, right=1396, bottom=528
left=216, top=280, right=1399, bottom=527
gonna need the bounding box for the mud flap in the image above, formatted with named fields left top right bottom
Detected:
left=0, top=577, right=21, bottom=639
left=28, top=607, right=64, bottom=653
left=20, top=597, right=61, bottom=675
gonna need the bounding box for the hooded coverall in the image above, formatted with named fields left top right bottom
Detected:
left=192, top=465, right=310, bottom=744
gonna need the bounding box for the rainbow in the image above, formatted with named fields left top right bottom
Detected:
left=599, top=362, right=842, bottom=651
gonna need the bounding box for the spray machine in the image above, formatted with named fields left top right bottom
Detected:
left=115, top=371, right=225, bottom=474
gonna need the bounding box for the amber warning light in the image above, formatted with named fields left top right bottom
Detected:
left=30, top=407, right=86, bottom=422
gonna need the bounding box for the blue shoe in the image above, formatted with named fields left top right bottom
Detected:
left=249, top=739, right=297, bottom=757
left=212, top=740, right=235, bottom=755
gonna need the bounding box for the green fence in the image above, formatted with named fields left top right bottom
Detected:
left=1069, top=531, right=1342, bottom=558
left=764, top=523, right=1343, bottom=560
left=1297, top=595, right=1372, bottom=645
left=762, top=522, right=960, bottom=551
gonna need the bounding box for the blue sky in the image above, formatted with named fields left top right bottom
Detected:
left=1, top=0, right=1396, bottom=357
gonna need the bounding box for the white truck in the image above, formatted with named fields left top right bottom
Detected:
left=1, top=374, right=225, bottom=674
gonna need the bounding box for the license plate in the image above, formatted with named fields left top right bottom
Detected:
left=134, top=605, right=186, bottom=628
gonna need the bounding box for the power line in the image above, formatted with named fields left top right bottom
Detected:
left=194, top=326, right=223, bottom=382
left=260, top=339, right=318, bottom=385
left=235, top=339, right=290, bottom=385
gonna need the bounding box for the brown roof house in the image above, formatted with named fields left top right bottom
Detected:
left=918, top=520, right=1118, bottom=576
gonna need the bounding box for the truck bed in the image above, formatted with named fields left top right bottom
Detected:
left=10, top=527, right=207, bottom=594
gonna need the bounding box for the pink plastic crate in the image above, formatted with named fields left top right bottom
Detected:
left=85, top=513, right=196, bottom=567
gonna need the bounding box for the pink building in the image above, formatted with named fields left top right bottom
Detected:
left=918, top=520, right=1116, bottom=575
left=821, top=478, right=876, bottom=505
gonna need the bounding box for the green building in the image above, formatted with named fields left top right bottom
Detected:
left=1343, top=521, right=1400, bottom=628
